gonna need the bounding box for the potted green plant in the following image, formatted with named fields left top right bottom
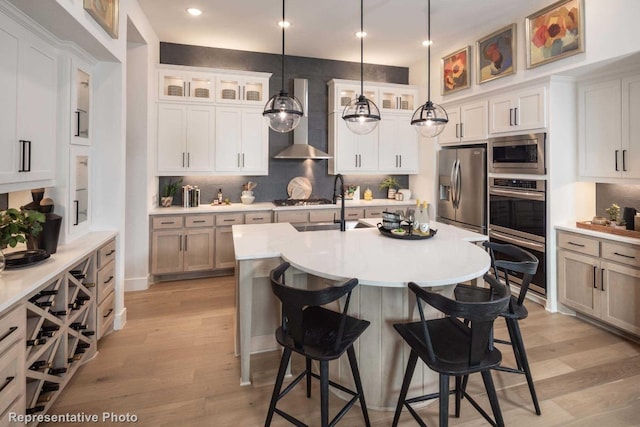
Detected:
left=379, top=176, right=400, bottom=199
left=0, top=209, right=46, bottom=249
left=605, top=203, right=621, bottom=226
left=161, top=178, right=182, bottom=207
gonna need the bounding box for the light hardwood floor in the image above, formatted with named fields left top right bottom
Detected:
left=45, top=276, right=640, bottom=426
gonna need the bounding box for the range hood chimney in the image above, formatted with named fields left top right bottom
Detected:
left=273, top=79, right=332, bottom=159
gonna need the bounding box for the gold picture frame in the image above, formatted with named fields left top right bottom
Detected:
left=476, top=24, right=516, bottom=84
left=84, top=0, right=119, bottom=39
left=442, top=46, right=470, bottom=95
left=525, top=0, right=584, bottom=69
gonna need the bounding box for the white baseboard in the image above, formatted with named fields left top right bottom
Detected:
left=115, top=307, right=127, bottom=331
left=124, top=275, right=149, bottom=292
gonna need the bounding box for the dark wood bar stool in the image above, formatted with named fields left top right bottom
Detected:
left=392, top=274, right=510, bottom=427
left=265, top=262, right=371, bottom=427
left=455, top=241, right=542, bottom=415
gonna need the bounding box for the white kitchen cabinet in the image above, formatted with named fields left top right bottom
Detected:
left=69, top=145, right=91, bottom=237
left=557, top=230, right=640, bottom=336
left=158, top=69, right=215, bottom=102
left=216, top=75, right=269, bottom=106
left=439, top=100, right=488, bottom=145
left=579, top=74, right=640, bottom=179
left=328, top=113, right=379, bottom=174
left=215, top=107, right=268, bottom=175
left=328, top=81, right=379, bottom=113
left=379, top=87, right=417, bottom=113
left=156, top=103, right=215, bottom=174
left=488, top=85, right=546, bottom=134
left=378, top=114, right=419, bottom=174
left=0, top=12, right=57, bottom=186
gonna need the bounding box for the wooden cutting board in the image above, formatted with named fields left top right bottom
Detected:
left=287, top=177, right=312, bottom=199
left=576, top=221, right=640, bottom=238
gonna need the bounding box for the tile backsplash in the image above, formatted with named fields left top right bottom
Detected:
left=596, top=183, right=640, bottom=217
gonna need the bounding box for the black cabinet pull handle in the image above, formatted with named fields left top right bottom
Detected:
left=74, top=200, right=79, bottom=226
left=514, top=107, right=518, bottom=125
left=193, top=220, right=206, bottom=223
left=18, top=140, right=31, bottom=172
left=601, top=269, right=605, bottom=291
left=106, top=249, right=116, bottom=256
left=568, top=241, right=585, bottom=247
left=455, top=123, right=459, bottom=138
left=623, top=150, right=627, bottom=171
left=161, top=221, right=174, bottom=225
left=252, top=217, right=264, bottom=221
left=509, top=108, right=513, bottom=126
left=184, top=235, right=188, bottom=252
left=0, top=376, right=14, bottom=393
left=187, top=152, right=190, bottom=167
left=223, top=219, right=235, bottom=222
left=103, top=276, right=114, bottom=285
left=613, top=251, right=635, bottom=259
left=460, top=122, right=464, bottom=138
left=0, top=326, right=18, bottom=343
left=104, top=308, right=114, bottom=318
left=75, top=111, right=81, bottom=137
left=593, top=266, right=597, bottom=289
left=179, top=235, right=182, bottom=252
left=615, top=150, right=619, bottom=171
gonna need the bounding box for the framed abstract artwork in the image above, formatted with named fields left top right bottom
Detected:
left=476, top=24, right=516, bottom=84
left=442, top=46, right=470, bottom=95
left=84, top=0, right=119, bottom=39
left=525, top=0, right=584, bottom=69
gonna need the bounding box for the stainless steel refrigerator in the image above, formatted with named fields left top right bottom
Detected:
left=437, top=145, right=487, bottom=234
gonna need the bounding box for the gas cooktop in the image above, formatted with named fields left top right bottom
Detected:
left=273, top=198, right=334, bottom=206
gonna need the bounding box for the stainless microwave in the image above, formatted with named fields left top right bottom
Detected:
left=488, top=133, right=546, bottom=175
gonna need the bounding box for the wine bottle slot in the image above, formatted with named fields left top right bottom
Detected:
left=26, top=406, right=45, bottom=415
left=36, top=394, right=52, bottom=403
left=81, top=331, right=95, bottom=337
left=37, top=331, right=56, bottom=338
left=40, top=290, right=58, bottom=296
left=40, top=325, right=60, bottom=332
left=76, top=295, right=90, bottom=301
left=77, top=342, right=90, bottom=349
left=49, top=367, right=67, bottom=375
left=83, top=282, right=96, bottom=288
left=34, top=301, right=54, bottom=308
left=29, top=361, right=51, bottom=371
left=74, top=348, right=86, bottom=355
left=41, top=383, right=60, bottom=393
left=51, top=310, right=67, bottom=317
left=70, top=323, right=87, bottom=330
left=26, top=338, right=47, bottom=346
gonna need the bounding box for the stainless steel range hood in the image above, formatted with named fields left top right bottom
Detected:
left=273, top=79, right=332, bottom=160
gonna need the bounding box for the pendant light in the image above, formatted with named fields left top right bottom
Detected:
left=263, top=0, right=303, bottom=133
left=342, top=0, right=380, bottom=135
left=411, top=0, right=448, bottom=137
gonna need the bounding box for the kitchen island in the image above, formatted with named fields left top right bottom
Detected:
left=233, top=219, right=489, bottom=410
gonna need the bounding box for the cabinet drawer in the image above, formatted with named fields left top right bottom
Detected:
left=558, top=232, right=599, bottom=256
left=245, top=212, right=272, bottom=224
left=276, top=211, right=309, bottom=224
left=97, top=291, right=115, bottom=340
left=0, top=344, right=22, bottom=416
left=0, top=305, right=24, bottom=358
left=152, top=216, right=183, bottom=229
left=216, top=213, right=244, bottom=226
left=601, top=241, right=640, bottom=267
left=364, top=207, right=384, bottom=218
left=345, top=208, right=364, bottom=220
left=309, top=210, right=338, bottom=223
left=97, top=261, right=115, bottom=305
left=97, top=239, right=116, bottom=268
left=185, top=214, right=214, bottom=227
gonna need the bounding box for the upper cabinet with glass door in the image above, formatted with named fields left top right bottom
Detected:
left=379, top=86, right=417, bottom=113
left=72, top=67, right=91, bottom=145
left=215, top=74, right=270, bottom=105
left=158, top=69, right=215, bottom=102
left=328, top=80, right=378, bottom=114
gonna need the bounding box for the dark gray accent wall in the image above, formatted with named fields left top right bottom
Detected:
left=596, top=183, right=640, bottom=219
left=0, top=193, right=7, bottom=210
left=158, top=42, right=410, bottom=204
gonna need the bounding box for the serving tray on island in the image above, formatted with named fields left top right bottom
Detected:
left=4, top=249, right=50, bottom=269
left=377, top=223, right=437, bottom=240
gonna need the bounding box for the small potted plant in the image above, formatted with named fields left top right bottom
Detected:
left=161, top=178, right=182, bottom=207
left=0, top=209, right=46, bottom=249
left=605, top=203, right=621, bottom=226
left=379, top=176, right=400, bottom=199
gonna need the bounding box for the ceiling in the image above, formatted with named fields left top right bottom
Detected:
left=137, top=0, right=552, bottom=67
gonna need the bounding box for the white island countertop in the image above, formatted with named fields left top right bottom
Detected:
left=233, top=219, right=488, bottom=287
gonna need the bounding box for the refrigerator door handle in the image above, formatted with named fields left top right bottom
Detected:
left=455, top=159, right=462, bottom=208
left=450, top=160, right=457, bottom=206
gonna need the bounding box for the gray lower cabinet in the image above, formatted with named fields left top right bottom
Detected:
left=215, top=213, right=243, bottom=269
left=557, top=230, right=640, bottom=336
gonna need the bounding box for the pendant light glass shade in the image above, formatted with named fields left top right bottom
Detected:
left=411, top=0, right=448, bottom=137
left=342, top=0, right=380, bottom=135
left=263, top=0, right=303, bottom=133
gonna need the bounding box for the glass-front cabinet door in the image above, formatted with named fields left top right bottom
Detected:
left=380, top=88, right=416, bottom=112
left=72, top=68, right=91, bottom=144
left=332, top=84, right=378, bottom=113
left=216, top=76, right=268, bottom=105
left=69, top=146, right=91, bottom=236
left=158, top=70, right=215, bottom=102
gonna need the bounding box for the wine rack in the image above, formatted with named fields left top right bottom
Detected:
left=24, top=253, right=97, bottom=417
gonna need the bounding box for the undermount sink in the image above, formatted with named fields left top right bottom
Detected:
left=293, top=221, right=373, bottom=232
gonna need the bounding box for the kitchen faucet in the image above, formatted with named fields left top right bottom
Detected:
left=333, top=174, right=346, bottom=231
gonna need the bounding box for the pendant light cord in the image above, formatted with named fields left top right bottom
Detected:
left=360, top=0, right=364, bottom=96
left=427, top=0, right=431, bottom=102
left=281, top=0, right=285, bottom=92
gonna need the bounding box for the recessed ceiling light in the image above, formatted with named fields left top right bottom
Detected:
left=356, top=31, right=367, bottom=38
left=187, top=8, right=202, bottom=16
left=422, top=40, right=432, bottom=46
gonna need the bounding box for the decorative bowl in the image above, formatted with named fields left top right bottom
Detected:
left=241, top=195, right=255, bottom=204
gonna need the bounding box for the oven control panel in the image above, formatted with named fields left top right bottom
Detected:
left=491, top=178, right=545, bottom=191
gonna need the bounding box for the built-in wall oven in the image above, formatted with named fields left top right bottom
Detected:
left=489, top=133, right=546, bottom=175
left=489, top=178, right=546, bottom=295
